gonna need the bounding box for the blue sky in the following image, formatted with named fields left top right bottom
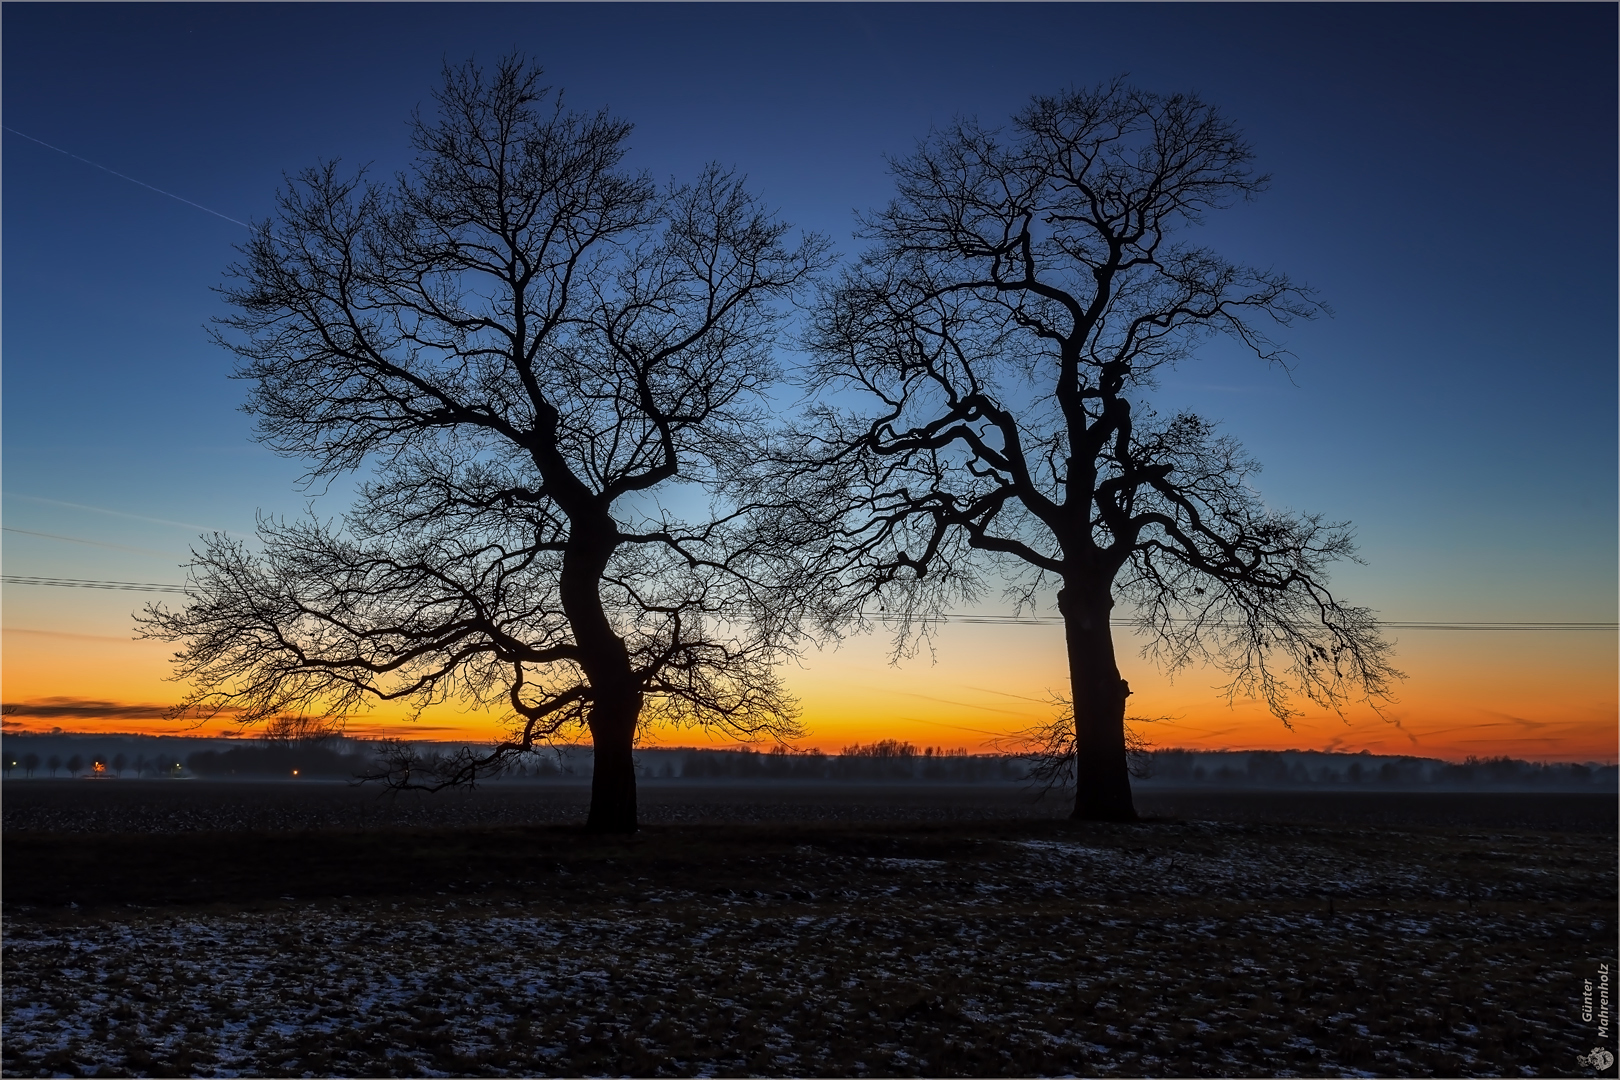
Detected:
left=3, top=4, right=1615, bottom=751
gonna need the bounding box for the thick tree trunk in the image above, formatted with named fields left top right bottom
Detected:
left=585, top=692, right=639, bottom=833
left=1059, top=584, right=1137, bottom=822
left=560, top=515, right=644, bottom=834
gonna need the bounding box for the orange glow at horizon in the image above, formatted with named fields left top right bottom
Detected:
left=4, top=619, right=1615, bottom=764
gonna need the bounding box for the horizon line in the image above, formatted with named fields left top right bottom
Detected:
left=2, top=729, right=1614, bottom=768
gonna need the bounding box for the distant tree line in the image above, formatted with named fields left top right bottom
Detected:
left=184, top=742, right=381, bottom=779
left=6, top=736, right=1610, bottom=791
left=641, top=747, right=1022, bottom=783
left=1141, top=749, right=1617, bottom=791
left=839, top=740, right=969, bottom=759
left=1, top=749, right=184, bottom=779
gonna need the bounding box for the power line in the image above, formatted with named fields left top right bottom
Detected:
left=2, top=526, right=178, bottom=557
left=924, top=613, right=1619, bottom=631
left=3, top=126, right=250, bottom=228
left=1355, top=621, right=1618, bottom=631
left=1, top=575, right=1613, bottom=629
left=2, top=576, right=186, bottom=594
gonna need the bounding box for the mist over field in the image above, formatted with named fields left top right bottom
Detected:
left=4, top=732, right=1614, bottom=793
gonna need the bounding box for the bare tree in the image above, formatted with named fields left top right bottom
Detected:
left=793, top=82, right=1399, bottom=820
left=258, top=716, right=339, bottom=748
left=1011, top=700, right=1161, bottom=800
left=139, top=57, right=828, bottom=833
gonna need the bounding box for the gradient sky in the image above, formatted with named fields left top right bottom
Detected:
left=3, top=4, right=1615, bottom=762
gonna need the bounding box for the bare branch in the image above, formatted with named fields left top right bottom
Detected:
left=784, top=79, right=1393, bottom=821
left=144, top=57, right=832, bottom=831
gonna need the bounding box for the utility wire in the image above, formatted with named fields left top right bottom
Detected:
left=1, top=575, right=1613, bottom=629
left=4, top=126, right=250, bottom=228
left=909, top=613, right=1618, bottom=631
left=2, top=526, right=177, bottom=557
left=2, top=576, right=186, bottom=594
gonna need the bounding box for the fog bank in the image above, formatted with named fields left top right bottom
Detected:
left=3, top=734, right=1613, bottom=792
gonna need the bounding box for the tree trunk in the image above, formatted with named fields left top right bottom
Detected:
left=585, top=692, right=639, bottom=833
left=560, top=515, right=644, bottom=834
left=1059, top=584, right=1137, bottom=822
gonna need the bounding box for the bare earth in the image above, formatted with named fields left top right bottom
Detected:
left=2, top=781, right=1615, bottom=1077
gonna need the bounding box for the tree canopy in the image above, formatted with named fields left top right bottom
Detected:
left=789, top=82, right=1399, bottom=819
left=140, top=57, right=829, bottom=831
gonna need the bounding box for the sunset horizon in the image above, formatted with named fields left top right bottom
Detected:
left=2, top=7, right=1614, bottom=1075
left=5, top=5, right=1614, bottom=786
left=5, top=618, right=1613, bottom=764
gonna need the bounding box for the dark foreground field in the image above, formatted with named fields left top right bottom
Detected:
left=3, top=782, right=1616, bottom=1078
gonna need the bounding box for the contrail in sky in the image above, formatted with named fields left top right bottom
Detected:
left=4, top=493, right=227, bottom=534
left=4, top=126, right=250, bottom=228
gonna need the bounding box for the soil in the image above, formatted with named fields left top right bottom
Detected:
left=3, top=781, right=1615, bottom=1077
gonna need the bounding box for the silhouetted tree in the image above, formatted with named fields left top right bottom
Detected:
left=112, top=752, right=128, bottom=777
left=840, top=738, right=919, bottom=757
left=139, top=57, right=828, bottom=832
left=259, top=715, right=339, bottom=748
left=792, top=82, right=1398, bottom=820
left=45, top=754, right=61, bottom=777
left=2, top=755, right=13, bottom=778
left=65, top=753, right=83, bottom=778
left=1016, top=699, right=1159, bottom=798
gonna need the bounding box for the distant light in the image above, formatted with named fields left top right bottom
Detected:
left=292, top=769, right=299, bottom=776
